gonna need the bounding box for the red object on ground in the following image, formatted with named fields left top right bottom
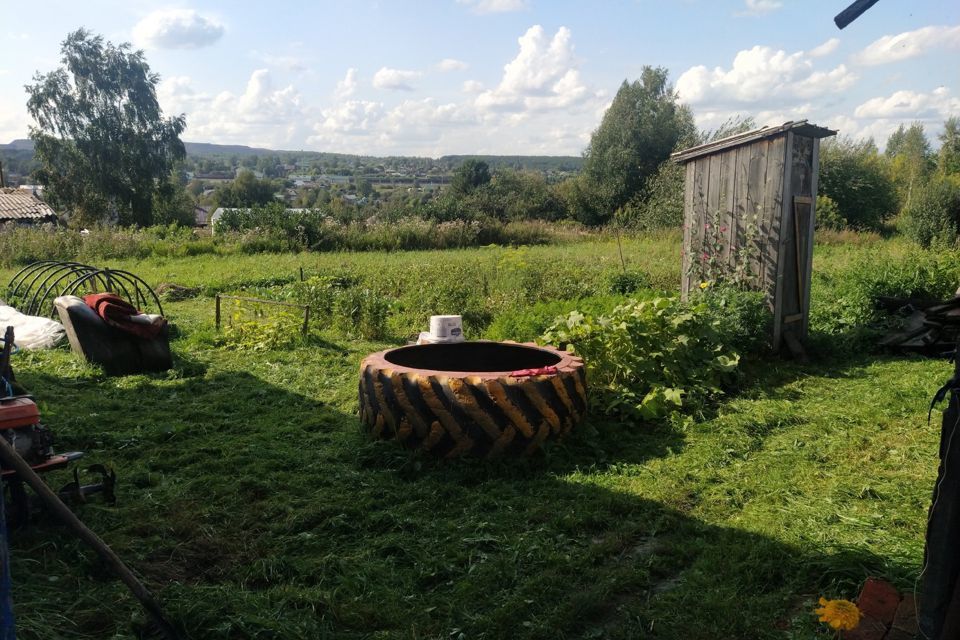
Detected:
left=859, top=577, right=901, bottom=625
left=510, top=366, right=559, bottom=377
left=83, top=293, right=166, bottom=339
left=0, top=397, right=39, bottom=430
left=841, top=579, right=920, bottom=640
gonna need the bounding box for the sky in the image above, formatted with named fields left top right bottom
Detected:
left=1, top=0, right=958, bottom=157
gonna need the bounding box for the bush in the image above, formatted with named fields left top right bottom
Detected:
left=618, top=161, right=685, bottom=230
left=815, top=195, right=845, bottom=231
left=697, top=284, right=771, bottom=354
left=899, top=176, right=960, bottom=248
left=284, top=275, right=388, bottom=340
left=543, top=297, right=739, bottom=422
left=818, top=138, right=897, bottom=231
left=809, top=247, right=960, bottom=342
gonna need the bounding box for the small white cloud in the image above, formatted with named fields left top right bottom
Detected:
left=854, top=86, right=960, bottom=119
left=132, top=9, right=224, bottom=50
left=736, top=0, right=783, bottom=16
left=676, top=44, right=857, bottom=106
left=854, top=25, right=960, bottom=66
left=457, top=0, right=528, bottom=14
left=372, top=67, right=421, bottom=91
left=335, top=68, right=358, bottom=99
left=462, top=80, right=484, bottom=93
left=808, top=38, right=840, bottom=58
left=437, top=58, right=469, bottom=72
left=475, top=25, right=593, bottom=113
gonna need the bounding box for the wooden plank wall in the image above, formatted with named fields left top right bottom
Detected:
left=681, top=135, right=788, bottom=309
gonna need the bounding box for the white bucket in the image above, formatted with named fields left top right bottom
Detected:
left=417, top=315, right=464, bottom=344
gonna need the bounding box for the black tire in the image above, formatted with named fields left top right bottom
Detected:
left=359, top=342, right=586, bottom=458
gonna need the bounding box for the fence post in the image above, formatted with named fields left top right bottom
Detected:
left=302, top=306, right=310, bottom=336
left=215, top=295, right=221, bottom=331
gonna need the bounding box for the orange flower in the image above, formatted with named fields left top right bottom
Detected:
left=814, top=597, right=861, bottom=631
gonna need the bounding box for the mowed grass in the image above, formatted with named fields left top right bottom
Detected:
left=0, top=234, right=947, bottom=639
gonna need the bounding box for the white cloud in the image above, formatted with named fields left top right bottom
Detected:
left=475, top=25, right=592, bottom=113
left=316, top=100, right=384, bottom=135
left=676, top=44, right=857, bottom=107
left=457, top=0, right=528, bottom=15
left=854, top=87, right=960, bottom=119
left=132, top=9, right=224, bottom=50
left=462, top=80, right=484, bottom=93
left=809, top=38, right=840, bottom=58
left=736, top=0, right=782, bottom=16
left=372, top=67, right=421, bottom=91
left=334, top=68, right=358, bottom=99
left=854, top=25, right=960, bottom=66
left=157, top=70, right=306, bottom=148
left=437, top=58, right=468, bottom=72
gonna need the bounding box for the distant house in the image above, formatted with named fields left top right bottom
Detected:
left=0, top=188, right=58, bottom=225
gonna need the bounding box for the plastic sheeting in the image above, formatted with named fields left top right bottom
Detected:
left=0, top=305, right=66, bottom=350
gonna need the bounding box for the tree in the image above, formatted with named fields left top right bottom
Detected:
left=939, top=117, right=960, bottom=176
left=450, top=159, right=491, bottom=196
left=212, top=170, right=277, bottom=208
left=886, top=122, right=934, bottom=210
left=580, top=67, right=694, bottom=224
left=26, top=29, right=185, bottom=226
left=818, top=137, right=897, bottom=231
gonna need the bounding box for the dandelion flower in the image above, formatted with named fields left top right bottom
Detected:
left=814, top=597, right=861, bottom=631
left=699, top=281, right=710, bottom=290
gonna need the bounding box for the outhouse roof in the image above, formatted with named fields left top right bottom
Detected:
left=671, top=120, right=836, bottom=164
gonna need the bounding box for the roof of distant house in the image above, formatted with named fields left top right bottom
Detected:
left=0, top=188, right=58, bottom=222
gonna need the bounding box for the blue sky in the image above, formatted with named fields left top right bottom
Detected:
left=1, top=0, right=958, bottom=156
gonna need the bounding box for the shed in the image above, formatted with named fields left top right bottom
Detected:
left=0, top=188, right=58, bottom=225
left=672, top=120, right=835, bottom=351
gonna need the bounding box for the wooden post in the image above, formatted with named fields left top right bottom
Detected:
left=920, top=343, right=960, bottom=639
left=0, top=437, right=179, bottom=639
left=215, top=294, right=221, bottom=331
left=302, top=306, right=310, bottom=336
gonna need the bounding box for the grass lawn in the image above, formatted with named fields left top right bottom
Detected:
left=0, top=235, right=947, bottom=639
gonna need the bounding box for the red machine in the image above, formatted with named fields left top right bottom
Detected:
left=0, top=397, right=82, bottom=475
left=0, top=326, right=102, bottom=526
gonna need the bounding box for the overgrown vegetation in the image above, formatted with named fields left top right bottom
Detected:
left=0, top=234, right=944, bottom=639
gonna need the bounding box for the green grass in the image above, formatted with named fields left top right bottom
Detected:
left=0, top=233, right=947, bottom=639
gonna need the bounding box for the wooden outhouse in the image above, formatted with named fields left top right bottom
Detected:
left=672, top=120, right=835, bottom=351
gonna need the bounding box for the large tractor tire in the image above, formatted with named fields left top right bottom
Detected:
left=359, top=341, right=587, bottom=458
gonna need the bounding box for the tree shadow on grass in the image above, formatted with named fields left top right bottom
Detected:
left=7, top=366, right=919, bottom=640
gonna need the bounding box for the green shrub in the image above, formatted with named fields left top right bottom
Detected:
left=697, top=284, right=771, bottom=354
left=809, top=247, right=960, bottom=342
left=818, top=138, right=897, bottom=231
left=815, top=195, right=845, bottom=231
left=543, top=297, right=739, bottom=422
left=284, top=275, right=388, bottom=340
left=219, top=311, right=306, bottom=352
left=608, top=269, right=650, bottom=294
left=899, top=176, right=960, bottom=248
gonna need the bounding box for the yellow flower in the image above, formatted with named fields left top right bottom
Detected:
left=814, top=597, right=861, bottom=631
left=699, top=281, right=710, bottom=290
